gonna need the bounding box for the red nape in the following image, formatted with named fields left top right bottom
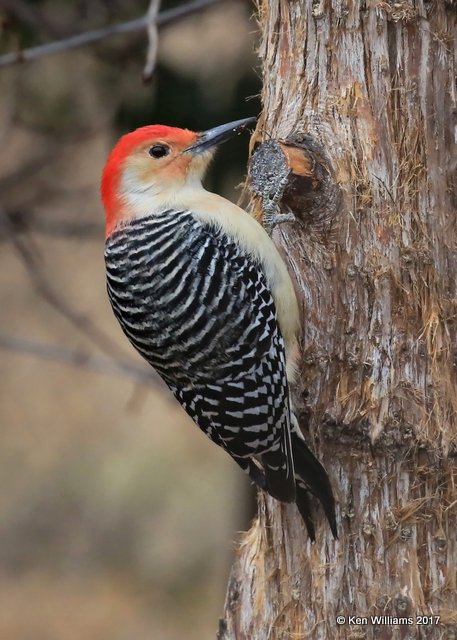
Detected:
left=101, top=125, right=196, bottom=236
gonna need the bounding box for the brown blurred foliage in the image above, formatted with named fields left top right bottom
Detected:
left=0, top=1, right=259, bottom=638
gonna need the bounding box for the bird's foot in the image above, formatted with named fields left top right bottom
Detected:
left=262, top=173, right=296, bottom=235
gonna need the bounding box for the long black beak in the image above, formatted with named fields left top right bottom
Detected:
left=184, top=117, right=256, bottom=153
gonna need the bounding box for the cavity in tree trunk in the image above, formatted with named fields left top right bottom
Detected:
left=219, top=1, right=457, bottom=638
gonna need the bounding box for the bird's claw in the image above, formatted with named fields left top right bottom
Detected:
left=262, top=172, right=296, bottom=235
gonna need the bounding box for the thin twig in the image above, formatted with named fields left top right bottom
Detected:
left=0, top=334, right=160, bottom=385
left=3, top=208, right=104, bottom=239
left=0, top=0, right=222, bottom=68
left=0, top=0, right=61, bottom=39
left=0, top=207, right=133, bottom=362
left=0, top=130, right=100, bottom=194
left=0, top=209, right=162, bottom=386
left=143, top=0, right=161, bottom=82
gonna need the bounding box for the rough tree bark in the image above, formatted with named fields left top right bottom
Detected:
left=219, top=1, right=457, bottom=638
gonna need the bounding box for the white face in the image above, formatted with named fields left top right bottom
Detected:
left=119, top=141, right=215, bottom=216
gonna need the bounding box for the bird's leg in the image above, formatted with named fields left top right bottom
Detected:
left=263, top=172, right=296, bottom=235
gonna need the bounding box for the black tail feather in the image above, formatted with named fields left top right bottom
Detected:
left=262, top=447, right=296, bottom=503
left=232, top=431, right=337, bottom=539
left=295, top=480, right=316, bottom=541
left=291, top=432, right=338, bottom=538
left=232, top=455, right=267, bottom=490
left=262, top=422, right=296, bottom=503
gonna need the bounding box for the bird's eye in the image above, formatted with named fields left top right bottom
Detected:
left=148, top=144, right=170, bottom=159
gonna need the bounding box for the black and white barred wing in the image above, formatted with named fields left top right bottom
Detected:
left=105, top=209, right=296, bottom=503
left=169, top=214, right=296, bottom=503
left=169, top=333, right=296, bottom=504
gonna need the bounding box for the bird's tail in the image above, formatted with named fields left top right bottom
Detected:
left=291, top=429, right=338, bottom=539
left=261, top=412, right=296, bottom=504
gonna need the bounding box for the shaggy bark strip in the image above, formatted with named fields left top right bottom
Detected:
left=220, top=1, right=457, bottom=638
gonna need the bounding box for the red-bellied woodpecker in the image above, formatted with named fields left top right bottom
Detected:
left=101, top=117, right=337, bottom=540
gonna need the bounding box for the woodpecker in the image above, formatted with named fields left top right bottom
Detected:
left=101, top=117, right=337, bottom=540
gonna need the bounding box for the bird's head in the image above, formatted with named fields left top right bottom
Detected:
left=101, top=117, right=255, bottom=236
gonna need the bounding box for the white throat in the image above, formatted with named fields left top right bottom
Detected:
left=120, top=169, right=207, bottom=218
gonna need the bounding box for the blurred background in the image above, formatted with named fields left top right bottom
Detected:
left=0, top=1, right=260, bottom=637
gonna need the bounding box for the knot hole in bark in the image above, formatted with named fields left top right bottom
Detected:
left=249, top=134, right=341, bottom=238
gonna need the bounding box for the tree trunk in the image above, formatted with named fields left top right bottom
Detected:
left=219, top=1, right=457, bottom=638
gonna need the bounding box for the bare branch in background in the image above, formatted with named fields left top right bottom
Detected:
left=0, top=334, right=160, bottom=385
left=142, top=0, right=161, bottom=83
left=0, top=0, right=62, bottom=39
left=0, top=0, right=222, bottom=68
left=0, top=207, right=141, bottom=366
left=0, top=130, right=101, bottom=194
left=3, top=208, right=104, bottom=239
